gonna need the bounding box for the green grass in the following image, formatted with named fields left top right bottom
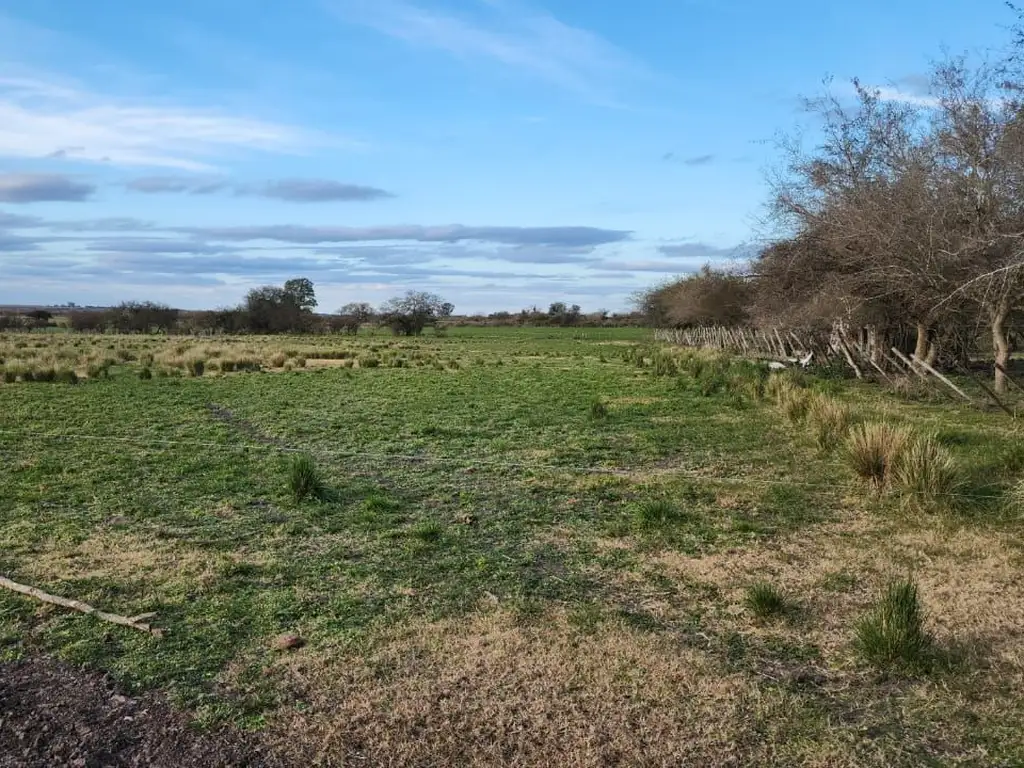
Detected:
left=1, top=327, right=1023, bottom=763
left=855, top=578, right=935, bottom=674
left=744, top=581, right=790, bottom=620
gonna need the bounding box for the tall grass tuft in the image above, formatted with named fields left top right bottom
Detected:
left=287, top=454, right=326, bottom=503
left=744, top=581, right=789, bottom=620
left=779, top=387, right=812, bottom=424
left=808, top=395, right=853, bottom=452
left=890, top=434, right=962, bottom=513
left=855, top=578, right=934, bottom=673
left=590, top=398, right=609, bottom=420
left=632, top=498, right=688, bottom=529
left=845, top=422, right=914, bottom=488
left=186, top=357, right=206, bottom=377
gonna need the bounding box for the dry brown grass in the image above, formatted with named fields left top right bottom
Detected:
left=261, top=609, right=855, bottom=768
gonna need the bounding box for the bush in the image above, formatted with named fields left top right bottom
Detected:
left=287, top=454, right=326, bottom=503
left=34, top=367, right=57, bottom=382
left=86, top=362, right=109, bottom=379
left=269, top=352, right=287, bottom=368
left=186, top=358, right=206, bottom=377
left=138, top=367, right=153, bottom=380
left=855, top=578, right=934, bottom=673
left=359, top=356, right=381, bottom=368
left=808, top=396, right=853, bottom=451
left=2, top=369, right=16, bottom=384
left=744, top=582, right=789, bottom=620
left=890, top=435, right=961, bottom=513
left=845, top=422, right=914, bottom=488
left=54, top=369, right=78, bottom=385
left=590, top=399, right=609, bottom=420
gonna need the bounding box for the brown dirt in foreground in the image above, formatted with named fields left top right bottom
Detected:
left=0, top=657, right=280, bottom=768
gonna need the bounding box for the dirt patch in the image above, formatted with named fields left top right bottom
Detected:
left=0, top=656, right=281, bottom=768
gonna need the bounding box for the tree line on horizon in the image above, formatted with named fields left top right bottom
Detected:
left=0, top=281, right=642, bottom=335
left=639, top=13, right=1024, bottom=393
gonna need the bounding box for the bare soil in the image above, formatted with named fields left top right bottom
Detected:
left=0, top=657, right=281, bottom=768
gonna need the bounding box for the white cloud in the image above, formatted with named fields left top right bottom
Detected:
left=0, top=75, right=324, bottom=170
left=871, top=85, right=940, bottom=108
left=329, top=0, right=649, bottom=104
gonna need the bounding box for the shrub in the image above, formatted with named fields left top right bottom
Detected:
left=808, top=396, right=853, bottom=451
left=744, top=581, right=789, bottom=620
left=138, top=366, right=153, bottom=380
left=632, top=498, right=688, bottom=529
left=855, top=578, right=934, bottom=673
left=34, top=367, right=57, bottom=382
left=2, top=368, right=16, bottom=384
left=845, top=422, right=914, bottom=488
left=590, top=399, right=609, bottom=420
left=890, top=435, right=961, bottom=513
left=287, top=454, right=326, bottom=503
left=186, top=358, right=206, bottom=377
left=359, top=356, right=381, bottom=369
left=54, top=368, right=78, bottom=385
left=269, top=352, right=287, bottom=368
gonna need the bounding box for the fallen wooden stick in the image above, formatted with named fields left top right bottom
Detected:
left=0, top=575, right=163, bottom=637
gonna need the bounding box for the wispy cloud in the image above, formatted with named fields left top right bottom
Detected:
left=126, top=176, right=394, bottom=202
left=0, top=75, right=324, bottom=170
left=871, top=85, right=939, bottom=108
left=0, top=172, right=94, bottom=202
left=180, top=223, right=631, bottom=247
left=328, top=0, right=649, bottom=104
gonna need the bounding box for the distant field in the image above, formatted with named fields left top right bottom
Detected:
left=1, top=327, right=1023, bottom=766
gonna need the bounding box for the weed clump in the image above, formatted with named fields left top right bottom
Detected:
left=287, top=454, right=326, bottom=503
left=845, top=422, right=914, bottom=488
left=807, top=395, right=853, bottom=451
left=890, top=434, right=961, bottom=513
left=855, top=578, right=934, bottom=673
left=590, top=399, right=609, bottom=420
left=186, top=358, right=206, bottom=377
left=632, top=498, right=688, bottom=529
left=744, top=581, right=789, bottom=620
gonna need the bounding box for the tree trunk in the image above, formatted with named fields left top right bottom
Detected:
left=914, top=322, right=929, bottom=361
left=992, top=306, right=1011, bottom=395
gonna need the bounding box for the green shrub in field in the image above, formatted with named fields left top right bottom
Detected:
left=744, top=581, right=790, bottom=620
left=890, top=434, right=961, bottom=513
left=807, top=395, right=853, bottom=451
left=3, top=368, right=17, bottom=384
left=54, top=368, right=78, bottom=385
left=33, top=367, right=57, bottom=382
left=138, top=366, right=153, bottom=380
left=186, top=358, right=206, bottom=377
left=287, top=454, right=326, bottom=503
left=846, top=422, right=914, bottom=488
left=855, top=578, right=934, bottom=673
left=359, top=355, right=381, bottom=369
left=86, top=361, right=108, bottom=379
left=590, top=399, right=609, bottom=420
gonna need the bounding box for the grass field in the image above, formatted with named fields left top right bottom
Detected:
left=2, top=326, right=1024, bottom=766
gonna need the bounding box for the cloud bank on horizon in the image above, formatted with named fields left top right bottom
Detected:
left=0, top=0, right=1008, bottom=312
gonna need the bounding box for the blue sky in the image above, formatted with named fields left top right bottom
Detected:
left=0, top=0, right=1012, bottom=313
